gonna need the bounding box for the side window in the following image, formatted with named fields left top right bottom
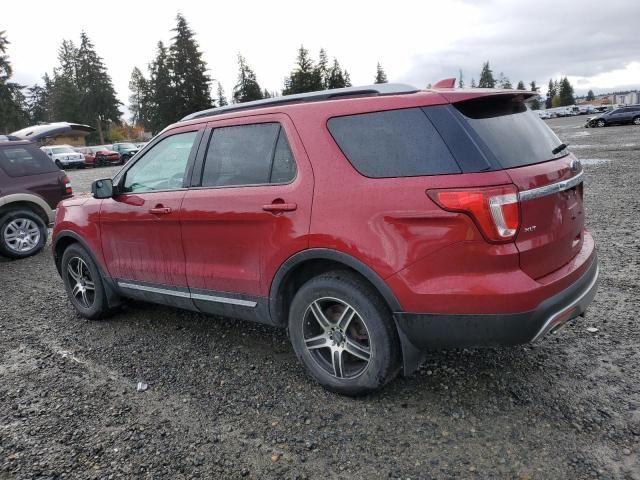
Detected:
left=123, top=131, right=197, bottom=193
left=327, top=108, right=460, bottom=178
left=270, top=129, right=296, bottom=183
left=202, top=123, right=296, bottom=187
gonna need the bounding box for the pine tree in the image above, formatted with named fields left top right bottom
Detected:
left=129, top=67, right=151, bottom=128
left=216, top=82, right=228, bottom=107
left=530, top=80, right=539, bottom=92
left=283, top=45, right=323, bottom=95
left=344, top=70, right=352, bottom=87
left=75, top=32, right=121, bottom=143
left=586, top=89, right=595, bottom=101
left=470, top=78, right=477, bottom=88
left=498, top=72, right=512, bottom=89
left=478, top=62, right=496, bottom=88
left=516, top=81, right=525, bottom=90
left=168, top=14, right=212, bottom=120
left=375, top=63, right=388, bottom=84
left=0, top=30, right=28, bottom=133
left=232, top=54, right=263, bottom=103
left=545, top=79, right=556, bottom=109
left=558, top=77, right=575, bottom=106
left=457, top=69, right=464, bottom=88
left=316, top=49, right=329, bottom=89
left=262, top=89, right=272, bottom=99
left=26, top=82, right=49, bottom=124
left=149, top=41, right=175, bottom=133
left=326, top=58, right=348, bottom=89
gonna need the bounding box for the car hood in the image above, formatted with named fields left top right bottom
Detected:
left=50, top=152, right=83, bottom=158
left=60, top=193, right=93, bottom=207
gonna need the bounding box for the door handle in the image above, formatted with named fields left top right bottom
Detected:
left=262, top=202, right=297, bottom=212
left=149, top=206, right=172, bottom=215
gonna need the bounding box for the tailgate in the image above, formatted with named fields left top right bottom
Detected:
left=507, top=156, right=584, bottom=279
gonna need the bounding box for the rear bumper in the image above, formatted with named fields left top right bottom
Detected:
left=394, top=255, right=598, bottom=372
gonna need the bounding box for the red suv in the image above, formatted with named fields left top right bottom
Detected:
left=52, top=83, right=598, bottom=395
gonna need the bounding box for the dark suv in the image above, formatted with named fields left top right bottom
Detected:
left=586, top=105, right=640, bottom=127
left=52, top=83, right=598, bottom=395
left=0, top=139, right=72, bottom=258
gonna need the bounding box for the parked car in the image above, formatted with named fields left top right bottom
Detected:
left=41, top=145, right=85, bottom=169
left=537, top=111, right=552, bottom=120
left=52, top=83, right=598, bottom=396
left=585, top=105, right=640, bottom=127
left=75, top=146, right=122, bottom=167
left=0, top=138, right=72, bottom=258
left=109, top=143, right=140, bottom=163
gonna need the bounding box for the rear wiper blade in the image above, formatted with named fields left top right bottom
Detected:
left=552, top=143, right=568, bottom=155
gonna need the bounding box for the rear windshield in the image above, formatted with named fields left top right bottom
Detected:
left=327, top=108, right=460, bottom=178
left=454, top=95, right=566, bottom=169
left=0, top=145, right=58, bottom=177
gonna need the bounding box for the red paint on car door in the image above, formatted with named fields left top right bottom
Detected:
left=180, top=114, right=313, bottom=297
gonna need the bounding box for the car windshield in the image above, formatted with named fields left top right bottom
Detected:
left=117, top=143, right=137, bottom=149
left=90, top=147, right=102, bottom=153
left=51, top=146, right=75, bottom=154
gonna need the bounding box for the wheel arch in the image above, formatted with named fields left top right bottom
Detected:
left=0, top=194, right=54, bottom=224
left=269, top=248, right=402, bottom=328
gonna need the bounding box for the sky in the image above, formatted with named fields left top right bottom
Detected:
left=4, top=0, right=640, bottom=117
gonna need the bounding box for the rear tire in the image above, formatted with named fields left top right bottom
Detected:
left=633, top=116, right=640, bottom=125
left=288, top=270, right=401, bottom=396
left=0, top=209, right=47, bottom=259
left=61, top=244, right=113, bottom=320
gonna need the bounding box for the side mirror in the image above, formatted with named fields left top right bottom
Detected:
left=91, top=178, right=114, bottom=199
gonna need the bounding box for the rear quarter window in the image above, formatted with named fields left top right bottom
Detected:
left=327, top=108, right=461, bottom=178
left=0, top=145, right=58, bottom=177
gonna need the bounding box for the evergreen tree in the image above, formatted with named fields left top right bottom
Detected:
left=478, top=61, right=496, bottom=88
left=283, top=45, right=323, bottom=95
left=470, top=78, right=477, bottom=88
left=344, top=70, right=352, bottom=88
left=375, top=63, right=388, bottom=84
left=457, top=69, right=464, bottom=88
left=129, top=67, right=151, bottom=128
left=316, top=49, right=329, bottom=89
left=149, top=41, right=175, bottom=133
left=530, top=80, right=539, bottom=92
left=232, top=54, right=263, bottom=103
left=75, top=32, right=121, bottom=143
left=545, top=79, right=556, bottom=109
left=0, top=30, right=28, bottom=133
left=327, top=58, right=348, bottom=89
left=558, top=77, right=575, bottom=106
left=168, top=14, right=212, bottom=120
left=516, top=80, right=525, bottom=90
left=498, top=72, right=512, bottom=89
left=586, top=89, right=595, bottom=101
left=530, top=98, right=541, bottom=110
left=262, top=88, right=272, bottom=99
left=26, top=82, right=49, bottom=124
left=216, top=82, right=228, bottom=107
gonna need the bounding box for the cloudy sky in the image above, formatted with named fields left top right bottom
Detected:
left=5, top=0, right=639, bottom=114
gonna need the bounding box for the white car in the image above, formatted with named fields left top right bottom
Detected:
left=40, top=145, right=85, bottom=169
left=537, top=111, right=552, bottom=120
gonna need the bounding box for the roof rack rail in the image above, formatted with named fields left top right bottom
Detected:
left=181, top=83, right=419, bottom=121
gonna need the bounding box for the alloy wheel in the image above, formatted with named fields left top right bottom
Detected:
left=66, top=257, right=95, bottom=308
left=302, top=297, right=372, bottom=379
left=633, top=117, right=640, bottom=125
left=2, top=218, right=41, bottom=253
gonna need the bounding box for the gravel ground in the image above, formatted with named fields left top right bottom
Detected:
left=1, top=116, right=639, bottom=479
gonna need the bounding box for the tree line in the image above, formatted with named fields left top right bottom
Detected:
left=1, top=19, right=585, bottom=139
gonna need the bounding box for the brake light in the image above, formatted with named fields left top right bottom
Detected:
left=428, top=185, right=520, bottom=242
left=63, top=175, right=73, bottom=195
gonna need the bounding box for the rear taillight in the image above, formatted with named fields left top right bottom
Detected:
left=63, top=175, right=72, bottom=195
left=428, top=185, right=520, bottom=242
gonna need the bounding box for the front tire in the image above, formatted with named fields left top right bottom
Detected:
left=61, top=244, right=112, bottom=320
left=0, top=209, right=47, bottom=259
left=633, top=116, right=640, bottom=125
left=597, top=119, right=606, bottom=127
left=288, top=271, right=401, bottom=396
